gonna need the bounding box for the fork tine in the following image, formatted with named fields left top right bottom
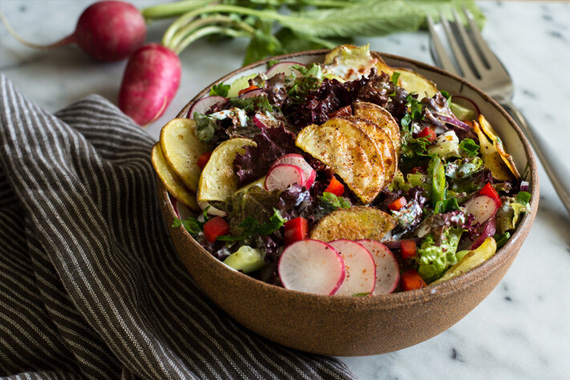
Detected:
left=451, top=8, right=486, bottom=77
left=462, top=7, right=506, bottom=73
left=426, top=15, right=459, bottom=76
left=439, top=12, right=476, bottom=81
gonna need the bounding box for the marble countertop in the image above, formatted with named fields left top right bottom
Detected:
left=1, top=1, right=569, bottom=379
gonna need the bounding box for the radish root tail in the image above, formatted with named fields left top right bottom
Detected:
left=0, top=11, right=75, bottom=50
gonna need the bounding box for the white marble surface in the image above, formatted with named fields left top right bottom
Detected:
left=1, top=1, right=569, bottom=379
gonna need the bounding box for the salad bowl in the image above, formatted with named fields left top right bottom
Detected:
left=156, top=49, right=538, bottom=356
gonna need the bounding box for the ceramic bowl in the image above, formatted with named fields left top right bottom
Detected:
left=156, top=49, right=539, bottom=356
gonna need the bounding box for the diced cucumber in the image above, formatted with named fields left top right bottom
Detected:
left=223, top=245, right=266, bottom=273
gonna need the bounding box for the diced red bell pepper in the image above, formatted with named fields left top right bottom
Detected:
left=238, top=84, right=259, bottom=96
left=324, top=176, right=344, bottom=196
left=479, top=182, right=502, bottom=207
left=388, top=196, right=407, bottom=211
left=400, top=269, right=427, bottom=291
left=197, top=151, right=212, bottom=169
left=417, top=127, right=437, bottom=142
left=400, top=239, right=417, bottom=259
left=203, top=216, right=230, bottom=243
left=284, top=217, right=309, bottom=246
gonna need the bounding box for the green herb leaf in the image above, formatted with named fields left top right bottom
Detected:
left=434, top=198, right=460, bottom=214
left=218, top=208, right=285, bottom=241
left=516, top=191, right=532, bottom=208
left=459, top=138, right=479, bottom=157
left=210, top=82, right=230, bottom=97
left=228, top=96, right=274, bottom=113
left=319, top=192, right=351, bottom=211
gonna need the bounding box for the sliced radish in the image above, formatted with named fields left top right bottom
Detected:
left=463, top=195, right=499, bottom=224
left=176, top=199, right=196, bottom=221
left=278, top=240, right=345, bottom=295
left=264, top=164, right=305, bottom=192
left=253, top=112, right=282, bottom=129
left=266, top=61, right=304, bottom=78
left=198, top=200, right=227, bottom=217
left=357, top=240, right=400, bottom=295
left=271, top=153, right=316, bottom=189
left=188, top=96, right=226, bottom=118
left=328, top=240, right=376, bottom=296
left=238, top=88, right=266, bottom=99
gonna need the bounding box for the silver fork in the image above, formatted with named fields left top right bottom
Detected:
left=427, top=8, right=570, bottom=215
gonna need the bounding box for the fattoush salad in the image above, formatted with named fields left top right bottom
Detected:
left=152, top=45, right=532, bottom=296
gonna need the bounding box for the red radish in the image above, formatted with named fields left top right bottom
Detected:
left=203, top=216, right=230, bottom=243
left=324, top=176, right=344, bottom=196
left=264, top=164, right=305, bottom=191
left=357, top=240, right=400, bottom=295
left=1, top=1, right=146, bottom=62
left=328, top=240, right=376, bottom=296
left=284, top=217, right=309, bottom=246
left=271, top=154, right=316, bottom=188
left=188, top=96, right=227, bottom=118
left=118, top=43, right=181, bottom=126
left=197, top=200, right=227, bottom=217
left=253, top=112, right=282, bottom=129
left=400, top=269, right=427, bottom=291
left=479, top=182, right=502, bottom=207
left=238, top=88, right=266, bottom=99
left=278, top=240, right=345, bottom=295
left=265, top=61, right=304, bottom=78
left=463, top=195, right=499, bottom=224
left=174, top=198, right=196, bottom=221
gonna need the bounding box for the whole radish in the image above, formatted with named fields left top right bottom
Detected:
left=118, top=43, right=181, bottom=126
left=1, top=1, right=146, bottom=62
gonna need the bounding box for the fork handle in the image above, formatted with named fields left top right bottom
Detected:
left=501, top=102, right=570, bottom=215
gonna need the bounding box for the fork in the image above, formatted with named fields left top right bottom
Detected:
left=427, top=8, right=570, bottom=215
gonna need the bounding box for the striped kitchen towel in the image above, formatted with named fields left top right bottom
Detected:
left=0, top=75, right=355, bottom=380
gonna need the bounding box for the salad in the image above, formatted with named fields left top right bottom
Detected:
left=152, top=45, right=531, bottom=296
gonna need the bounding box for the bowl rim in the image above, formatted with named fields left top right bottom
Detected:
left=164, top=48, right=539, bottom=308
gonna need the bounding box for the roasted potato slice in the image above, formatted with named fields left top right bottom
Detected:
left=346, top=115, right=397, bottom=187
left=395, top=68, right=438, bottom=100
left=473, top=118, right=517, bottom=181
left=296, top=118, right=385, bottom=204
left=160, top=118, right=210, bottom=192
left=197, top=138, right=257, bottom=204
left=352, top=101, right=401, bottom=152
left=310, top=206, right=396, bottom=242
left=477, top=115, right=521, bottom=179
left=432, top=237, right=497, bottom=284
left=151, top=143, right=200, bottom=212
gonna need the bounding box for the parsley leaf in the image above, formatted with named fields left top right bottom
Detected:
left=319, top=192, right=351, bottom=211
left=217, top=208, right=285, bottom=241
left=229, top=96, right=274, bottom=113
left=210, top=83, right=230, bottom=97
left=459, top=138, right=479, bottom=157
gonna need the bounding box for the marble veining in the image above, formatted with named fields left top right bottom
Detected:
left=1, top=1, right=569, bottom=379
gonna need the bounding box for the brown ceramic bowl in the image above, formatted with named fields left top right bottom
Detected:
left=156, top=50, right=539, bottom=356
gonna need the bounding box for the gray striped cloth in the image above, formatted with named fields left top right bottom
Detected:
left=0, top=75, right=355, bottom=380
